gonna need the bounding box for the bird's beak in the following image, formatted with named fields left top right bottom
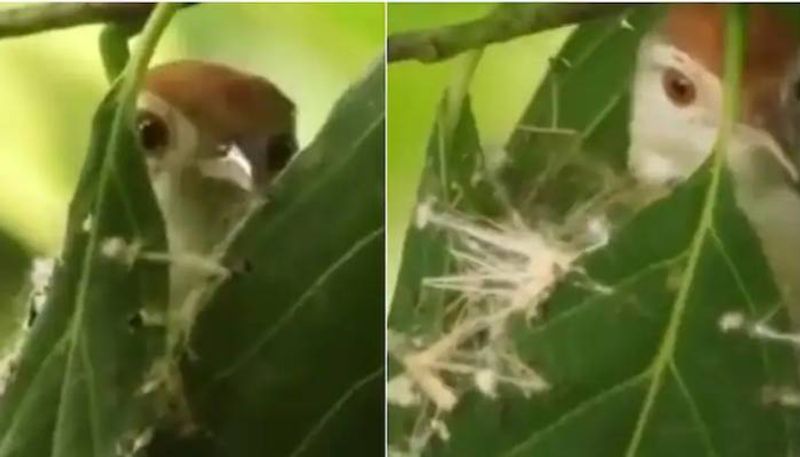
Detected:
left=745, top=85, right=800, bottom=183
left=737, top=123, right=800, bottom=183
left=197, top=143, right=254, bottom=192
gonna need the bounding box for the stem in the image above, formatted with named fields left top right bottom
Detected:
left=720, top=5, right=745, bottom=145
left=115, top=4, right=179, bottom=119
left=387, top=4, right=635, bottom=64
left=99, top=23, right=135, bottom=82
left=0, top=3, right=193, bottom=40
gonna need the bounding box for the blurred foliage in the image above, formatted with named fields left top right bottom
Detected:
left=0, top=3, right=383, bottom=257
left=387, top=4, right=569, bottom=291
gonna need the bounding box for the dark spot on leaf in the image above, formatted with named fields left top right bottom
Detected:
left=229, top=258, right=254, bottom=276
left=26, top=304, right=39, bottom=328
left=128, top=312, right=144, bottom=331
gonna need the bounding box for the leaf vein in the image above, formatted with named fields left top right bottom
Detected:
left=502, top=371, right=649, bottom=457
left=669, top=362, right=720, bottom=457
left=287, top=367, right=383, bottom=457
left=213, top=226, right=384, bottom=382
left=526, top=250, right=687, bottom=338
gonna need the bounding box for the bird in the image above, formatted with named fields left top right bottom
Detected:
left=136, top=60, right=298, bottom=308
left=627, top=5, right=800, bottom=323
left=133, top=60, right=298, bottom=432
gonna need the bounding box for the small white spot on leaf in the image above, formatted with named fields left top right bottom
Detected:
left=102, top=237, right=127, bottom=259
left=620, top=18, right=634, bottom=30
left=719, top=311, right=746, bottom=333
left=29, top=257, right=56, bottom=316
left=101, top=237, right=142, bottom=267
left=762, top=385, right=800, bottom=408
left=81, top=214, right=93, bottom=233
left=415, top=199, right=434, bottom=230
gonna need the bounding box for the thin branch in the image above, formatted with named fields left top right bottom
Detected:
left=387, top=4, right=636, bottom=64
left=0, top=3, right=192, bottom=39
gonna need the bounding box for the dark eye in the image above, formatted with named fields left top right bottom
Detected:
left=266, top=132, right=297, bottom=172
left=136, top=111, right=169, bottom=154
left=662, top=67, right=696, bottom=107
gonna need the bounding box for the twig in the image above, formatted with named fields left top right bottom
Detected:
left=0, top=3, right=193, bottom=39
left=387, top=4, right=636, bottom=64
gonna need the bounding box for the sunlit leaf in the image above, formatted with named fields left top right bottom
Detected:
left=0, top=81, right=167, bottom=457
left=0, top=7, right=176, bottom=455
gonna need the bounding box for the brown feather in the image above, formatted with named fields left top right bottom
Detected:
left=144, top=60, right=295, bottom=144
left=661, top=5, right=799, bottom=127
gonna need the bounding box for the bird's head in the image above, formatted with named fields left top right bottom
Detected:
left=136, top=60, right=297, bottom=194
left=628, top=5, right=800, bottom=189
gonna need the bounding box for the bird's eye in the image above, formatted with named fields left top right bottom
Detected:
left=266, top=132, right=297, bottom=172
left=136, top=111, right=169, bottom=154
left=662, top=67, right=696, bottom=107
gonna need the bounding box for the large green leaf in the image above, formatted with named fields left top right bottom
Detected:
left=151, top=60, right=385, bottom=456
left=389, top=5, right=800, bottom=457
left=0, top=65, right=167, bottom=457
left=0, top=8, right=175, bottom=457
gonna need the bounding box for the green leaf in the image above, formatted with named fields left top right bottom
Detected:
left=390, top=50, right=504, bottom=334
left=387, top=91, right=487, bottom=451
left=421, top=165, right=800, bottom=456
left=501, top=6, right=660, bottom=222
left=153, top=60, right=385, bottom=456
left=0, top=6, right=177, bottom=456
left=0, top=232, right=30, bottom=352
left=389, top=5, right=800, bottom=457
left=390, top=96, right=486, bottom=330
left=0, top=75, right=166, bottom=457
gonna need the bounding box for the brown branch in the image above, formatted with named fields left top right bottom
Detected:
left=387, top=4, right=637, bottom=64
left=0, top=3, right=193, bottom=39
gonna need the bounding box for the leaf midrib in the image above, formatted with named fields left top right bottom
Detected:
left=287, top=367, right=383, bottom=457
left=622, top=121, right=725, bottom=457
left=624, top=6, right=745, bottom=454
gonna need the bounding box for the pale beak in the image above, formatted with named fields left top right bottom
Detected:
left=197, top=143, right=254, bottom=192
left=736, top=123, right=800, bottom=183
left=745, top=83, right=800, bottom=183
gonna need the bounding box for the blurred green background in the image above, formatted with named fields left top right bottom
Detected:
left=387, top=4, right=569, bottom=292
left=0, top=3, right=384, bottom=258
